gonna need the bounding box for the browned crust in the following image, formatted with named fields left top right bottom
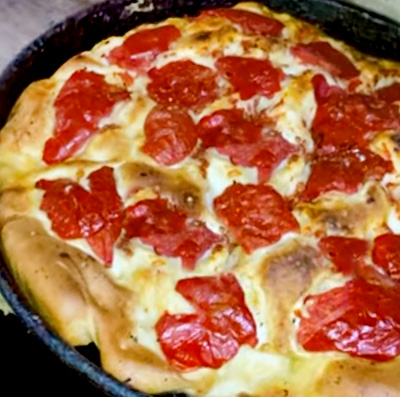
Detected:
left=262, top=240, right=323, bottom=353
left=315, top=358, right=400, bottom=397
left=0, top=79, right=55, bottom=154
left=120, top=162, right=204, bottom=216
left=0, top=217, right=190, bottom=393
left=297, top=183, right=390, bottom=237
left=0, top=188, right=32, bottom=227
left=0, top=79, right=57, bottom=190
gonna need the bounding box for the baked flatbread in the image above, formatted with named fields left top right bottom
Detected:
left=2, top=2, right=400, bottom=396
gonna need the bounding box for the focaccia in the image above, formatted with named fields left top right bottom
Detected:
left=2, top=2, right=400, bottom=396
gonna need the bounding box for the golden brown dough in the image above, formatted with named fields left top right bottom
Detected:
left=315, top=359, right=400, bottom=397
left=0, top=188, right=32, bottom=226
left=296, top=183, right=390, bottom=238
left=0, top=80, right=56, bottom=188
left=1, top=217, right=190, bottom=393
left=262, top=240, right=323, bottom=352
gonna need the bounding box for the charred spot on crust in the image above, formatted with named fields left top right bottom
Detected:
left=182, top=192, right=198, bottom=209
left=265, top=243, right=321, bottom=294
left=297, top=183, right=389, bottom=236
left=263, top=241, right=322, bottom=352
left=193, top=31, right=212, bottom=41
left=120, top=162, right=204, bottom=215
left=391, top=133, right=400, bottom=148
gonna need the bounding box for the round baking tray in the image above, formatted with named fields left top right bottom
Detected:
left=1, top=0, right=400, bottom=396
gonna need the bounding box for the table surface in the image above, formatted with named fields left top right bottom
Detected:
left=0, top=0, right=100, bottom=71
left=0, top=0, right=399, bottom=396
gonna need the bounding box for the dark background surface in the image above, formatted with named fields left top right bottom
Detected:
left=0, top=0, right=399, bottom=72
left=0, top=312, right=105, bottom=396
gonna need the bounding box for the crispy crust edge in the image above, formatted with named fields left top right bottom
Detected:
left=0, top=216, right=190, bottom=394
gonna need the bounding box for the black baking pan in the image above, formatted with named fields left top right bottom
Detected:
left=1, top=0, right=400, bottom=396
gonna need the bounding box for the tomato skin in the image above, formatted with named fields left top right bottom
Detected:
left=216, top=56, right=283, bottom=100
left=147, top=60, right=218, bottom=110
left=163, top=223, right=222, bottom=270
left=201, top=9, right=284, bottom=37
left=319, top=236, right=369, bottom=275
left=198, top=108, right=294, bottom=182
left=36, top=167, right=123, bottom=264
left=107, top=25, right=181, bottom=70
left=36, top=179, right=97, bottom=239
left=372, top=234, right=400, bottom=282
left=291, top=41, right=359, bottom=79
left=198, top=108, right=261, bottom=149
left=43, top=70, right=129, bottom=164
left=298, top=279, right=400, bottom=361
left=221, top=134, right=295, bottom=183
left=124, top=199, right=185, bottom=238
left=375, top=82, right=400, bottom=103
left=156, top=274, right=258, bottom=370
left=312, top=74, right=400, bottom=153
left=301, top=147, right=392, bottom=201
left=143, top=106, right=197, bottom=166
left=85, top=167, right=124, bottom=264
left=124, top=199, right=220, bottom=269
left=214, top=183, right=299, bottom=253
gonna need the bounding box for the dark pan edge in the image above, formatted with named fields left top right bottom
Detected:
left=1, top=0, right=400, bottom=396
left=0, top=265, right=152, bottom=397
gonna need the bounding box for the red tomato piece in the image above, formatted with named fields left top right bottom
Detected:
left=177, top=273, right=250, bottom=312
left=216, top=56, right=283, bottom=100
left=224, top=135, right=295, bottom=183
left=143, top=106, right=197, bottom=165
left=124, top=199, right=186, bottom=238
left=319, top=236, right=369, bottom=275
left=107, top=25, right=181, bottom=70
left=36, top=166, right=123, bottom=264
left=36, top=179, right=97, bottom=239
left=86, top=167, right=125, bottom=264
left=312, top=74, right=400, bottom=153
left=291, top=41, right=359, bottom=79
left=43, top=70, right=129, bottom=164
left=124, top=199, right=220, bottom=269
left=142, top=222, right=221, bottom=270
left=201, top=8, right=284, bottom=37
left=198, top=108, right=295, bottom=182
left=372, top=234, right=400, bottom=282
left=156, top=274, right=257, bottom=370
left=170, top=223, right=221, bottom=270
left=118, top=72, right=134, bottom=87
left=198, top=108, right=262, bottom=148
left=301, top=147, right=392, bottom=202
left=354, top=261, right=400, bottom=291
left=147, top=60, right=218, bottom=110
left=156, top=313, right=218, bottom=370
left=297, top=279, right=400, bottom=361
left=375, top=82, right=400, bottom=103
left=214, top=184, right=299, bottom=252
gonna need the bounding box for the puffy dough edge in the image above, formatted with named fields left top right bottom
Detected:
left=0, top=216, right=191, bottom=394
left=0, top=79, right=56, bottom=179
